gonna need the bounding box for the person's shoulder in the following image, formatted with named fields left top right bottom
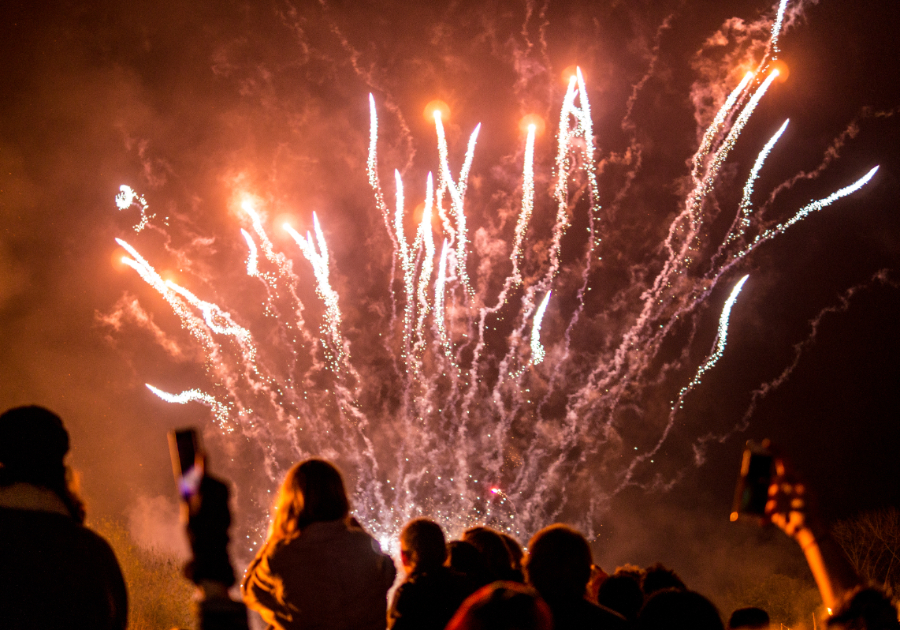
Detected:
left=344, top=522, right=389, bottom=554
left=556, top=598, right=628, bottom=630
left=79, top=524, right=121, bottom=559
left=585, top=599, right=629, bottom=629
left=0, top=506, right=80, bottom=542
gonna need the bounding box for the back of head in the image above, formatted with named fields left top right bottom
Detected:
left=272, top=458, right=349, bottom=540
left=729, top=606, right=770, bottom=630
left=0, top=405, right=69, bottom=487
left=0, top=405, right=84, bottom=523
left=447, top=540, right=491, bottom=587
left=639, top=589, right=724, bottom=630
left=463, top=526, right=515, bottom=581
left=642, top=562, right=686, bottom=597
left=500, top=532, right=525, bottom=571
left=525, top=524, right=592, bottom=603
left=597, top=573, right=644, bottom=623
left=826, top=587, right=900, bottom=630
left=445, top=581, right=553, bottom=630
left=614, top=563, right=647, bottom=583
left=401, top=518, right=447, bottom=572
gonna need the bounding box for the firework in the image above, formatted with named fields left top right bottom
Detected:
left=110, top=0, right=879, bottom=548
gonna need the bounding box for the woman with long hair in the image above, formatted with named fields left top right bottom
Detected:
left=242, top=459, right=396, bottom=630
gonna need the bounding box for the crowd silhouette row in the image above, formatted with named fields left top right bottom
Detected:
left=1, top=405, right=897, bottom=630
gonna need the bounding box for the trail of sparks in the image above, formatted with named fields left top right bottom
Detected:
left=434, top=112, right=479, bottom=298
left=285, top=215, right=346, bottom=371
left=530, top=291, right=551, bottom=365
left=728, top=119, right=790, bottom=245
left=673, top=274, right=750, bottom=410
left=612, top=274, right=750, bottom=495
left=734, top=166, right=880, bottom=262
left=146, top=385, right=233, bottom=430
left=511, top=124, right=536, bottom=283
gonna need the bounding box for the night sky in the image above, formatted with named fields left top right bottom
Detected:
left=1, top=0, right=899, bottom=604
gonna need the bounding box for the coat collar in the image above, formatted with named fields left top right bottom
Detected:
left=0, top=482, right=70, bottom=516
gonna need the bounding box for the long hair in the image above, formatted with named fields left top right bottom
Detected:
left=269, top=459, right=350, bottom=542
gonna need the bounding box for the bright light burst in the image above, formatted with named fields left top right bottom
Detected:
left=115, top=185, right=153, bottom=232
left=110, top=0, right=879, bottom=548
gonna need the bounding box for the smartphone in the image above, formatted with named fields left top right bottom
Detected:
left=168, top=428, right=203, bottom=500
left=730, top=439, right=774, bottom=521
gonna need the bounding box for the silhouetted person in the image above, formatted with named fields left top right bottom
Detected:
left=525, top=524, right=628, bottom=630
left=641, top=562, right=686, bottom=597
left=242, top=458, right=396, bottom=630
left=0, top=405, right=128, bottom=629
left=728, top=606, right=770, bottom=630
left=500, top=531, right=526, bottom=582
left=184, top=472, right=250, bottom=630
left=448, top=539, right=493, bottom=588
left=826, top=588, right=900, bottom=630
left=464, top=526, right=521, bottom=583
left=389, top=518, right=476, bottom=630
left=596, top=573, right=644, bottom=625
left=445, top=581, right=554, bottom=630
left=638, top=589, right=725, bottom=630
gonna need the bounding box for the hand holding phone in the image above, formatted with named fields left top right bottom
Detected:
left=730, top=439, right=774, bottom=522
left=168, top=428, right=204, bottom=501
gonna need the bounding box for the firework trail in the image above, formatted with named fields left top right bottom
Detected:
left=711, top=118, right=790, bottom=266
left=285, top=214, right=347, bottom=371
left=691, top=269, right=898, bottom=467
left=530, top=291, right=552, bottom=365
left=108, top=0, right=880, bottom=545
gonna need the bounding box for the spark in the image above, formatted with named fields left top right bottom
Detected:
left=434, top=111, right=480, bottom=297
left=531, top=291, right=551, bottom=365
left=285, top=215, right=346, bottom=371
left=115, top=185, right=153, bottom=232
left=673, top=275, right=750, bottom=409
left=145, top=385, right=233, bottom=430
left=511, top=124, right=536, bottom=283
left=241, top=229, right=259, bottom=277
left=769, top=0, right=790, bottom=58
left=735, top=166, right=880, bottom=262
left=730, top=119, right=790, bottom=244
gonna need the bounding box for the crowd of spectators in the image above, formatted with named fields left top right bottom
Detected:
left=1, top=405, right=898, bottom=630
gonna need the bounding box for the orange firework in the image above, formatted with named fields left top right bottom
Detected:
left=770, top=60, right=790, bottom=82
left=519, top=114, right=545, bottom=137
left=424, top=99, right=450, bottom=122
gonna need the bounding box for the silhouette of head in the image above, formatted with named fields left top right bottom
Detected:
left=642, top=562, right=686, bottom=597
left=0, top=405, right=84, bottom=522
left=728, top=606, right=770, bottom=629
left=639, top=589, right=724, bottom=630
left=401, top=518, right=447, bottom=573
left=445, top=581, right=553, bottom=630
left=826, top=587, right=900, bottom=630
left=0, top=405, right=69, bottom=484
left=500, top=532, right=525, bottom=571
left=525, top=524, right=593, bottom=603
left=597, top=573, right=644, bottom=623
left=272, top=458, right=350, bottom=540
left=463, top=526, right=516, bottom=581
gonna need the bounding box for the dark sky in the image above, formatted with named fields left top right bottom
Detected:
left=1, top=0, right=899, bottom=601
